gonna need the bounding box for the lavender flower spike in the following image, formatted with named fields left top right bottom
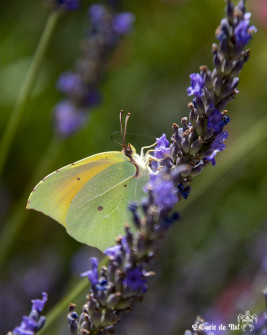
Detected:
left=54, top=3, right=135, bottom=138
left=8, top=293, right=47, bottom=335
left=67, top=1, right=256, bottom=334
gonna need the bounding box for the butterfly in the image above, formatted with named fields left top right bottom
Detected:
left=27, top=111, right=155, bottom=251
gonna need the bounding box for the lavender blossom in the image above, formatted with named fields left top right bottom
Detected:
left=81, top=257, right=99, bottom=286
left=205, top=131, right=228, bottom=166
left=151, top=134, right=171, bottom=171
left=54, top=101, right=86, bottom=138
left=187, top=73, right=204, bottom=97
left=145, top=174, right=178, bottom=210
left=113, top=13, right=135, bottom=35
left=44, top=0, right=80, bottom=11
left=8, top=293, right=47, bottom=335
left=207, top=108, right=225, bottom=133
left=54, top=3, right=135, bottom=138
left=66, top=1, right=256, bottom=334
left=123, top=267, right=147, bottom=293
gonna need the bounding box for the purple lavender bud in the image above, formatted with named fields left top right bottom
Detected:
left=231, top=58, right=244, bottom=76
left=121, top=236, right=130, bottom=254
left=45, top=0, right=80, bottom=11
left=95, top=277, right=109, bottom=291
left=231, top=77, right=239, bottom=90
left=59, top=0, right=79, bottom=10
left=181, top=132, right=190, bottom=154
left=113, top=12, right=135, bottom=35
left=123, top=267, right=147, bottom=293
left=213, top=54, right=222, bottom=73
left=196, top=115, right=205, bottom=136
left=187, top=73, right=204, bottom=97
left=224, top=115, right=230, bottom=125
left=207, top=108, right=225, bottom=133
left=89, top=4, right=106, bottom=25
left=234, top=14, right=257, bottom=49
left=128, top=202, right=141, bottom=229
left=57, top=72, right=83, bottom=96
left=31, top=292, right=48, bottom=313
left=204, top=70, right=213, bottom=90
left=104, top=245, right=121, bottom=260
left=195, top=96, right=205, bottom=114
left=12, top=293, right=48, bottom=335
left=54, top=101, right=87, bottom=137
left=81, top=257, right=99, bottom=286
left=67, top=307, right=79, bottom=335
left=106, top=293, right=121, bottom=308
left=205, top=103, right=215, bottom=117
left=178, top=183, right=191, bottom=199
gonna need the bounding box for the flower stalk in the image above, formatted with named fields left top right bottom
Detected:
left=0, top=11, right=60, bottom=175
left=66, top=1, right=257, bottom=334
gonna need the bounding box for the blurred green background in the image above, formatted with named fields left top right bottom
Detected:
left=0, top=0, right=267, bottom=334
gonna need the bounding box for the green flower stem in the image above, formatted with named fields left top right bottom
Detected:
left=0, top=138, right=63, bottom=268
left=39, top=117, right=267, bottom=332
left=0, top=11, right=60, bottom=175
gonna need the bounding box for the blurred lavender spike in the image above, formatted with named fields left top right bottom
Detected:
left=8, top=293, right=47, bottom=335
left=67, top=1, right=256, bottom=334
left=44, top=0, right=80, bottom=11
left=54, top=2, right=135, bottom=138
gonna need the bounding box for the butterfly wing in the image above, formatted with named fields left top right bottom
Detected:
left=66, top=159, right=149, bottom=251
left=27, top=152, right=128, bottom=226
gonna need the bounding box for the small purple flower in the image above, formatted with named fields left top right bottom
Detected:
left=154, top=135, right=170, bottom=159
left=223, top=115, right=230, bottom=125
left=113, top=13, right=135, bottom=35
left=178, top=183, right=190, bottom=200
left=234, top=13, right=257, bottom=48
left=81, top=257, right=99, bottom=286
left=123, top=267, right=147, bottom=292
left=57, top=0, right=79, bottom=11
left=145, top=174, right=178, bottom=210
left=121, top=236, right=131, bottom=254
left=104, top=245, right=121, bottom=259
left=205, top=131, right=228, bottom=165
left=89, top=4, right=106, bottom=25
left=57, top=72, right=83, bottom=96
left=31, top=292, right=48, bottom=313
left=95, top=277, right=109, bottom=291
left=12, top=293, right=47, bottom=335
left=207, top=109, right=225, bottom=133
left=187, top=73, right=204, bottom=97
left=54, top=101, right=87, bottom=137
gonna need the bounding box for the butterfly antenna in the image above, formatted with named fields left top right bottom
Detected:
left=124, top=112, right=131, bottom=148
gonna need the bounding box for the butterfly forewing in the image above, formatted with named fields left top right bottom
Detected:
left=27, top=152, right=127, bottom=226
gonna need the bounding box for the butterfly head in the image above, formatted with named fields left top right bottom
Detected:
left=122, top=143, right=136, bottom=157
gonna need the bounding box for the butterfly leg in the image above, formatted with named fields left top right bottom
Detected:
left=140, top=142, right=156, bottom=159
